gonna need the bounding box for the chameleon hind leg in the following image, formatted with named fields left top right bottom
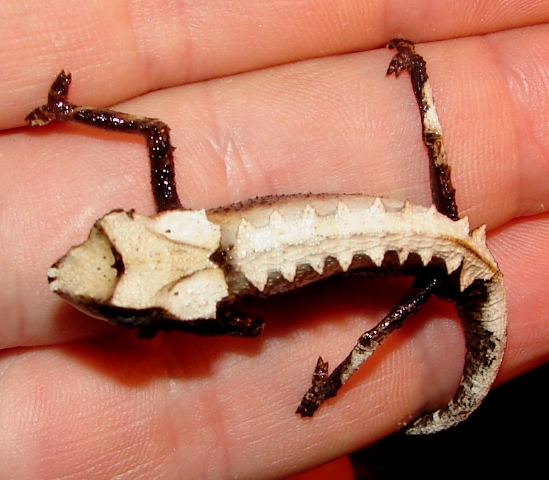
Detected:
left=297, top=39, right=456, bottom=418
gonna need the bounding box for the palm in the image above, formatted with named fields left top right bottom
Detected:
left=1, top=2, right=549, bottom=478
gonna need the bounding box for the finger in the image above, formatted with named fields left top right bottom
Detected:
left=2, top=0, right=548, bottom=127
left=489, top=214, right=549, bottom=382
left=1, top=215, right=548, bottom=478
left=1, top=27, right=548, bottom=350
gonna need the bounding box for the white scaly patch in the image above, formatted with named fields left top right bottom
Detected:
left=49, top=209, right=228, bottom=320
left=48, top=224, right=118, bottom=303
left=421, top=83, right=443, bottom=141
left=221, top=195, right=497, bottom=292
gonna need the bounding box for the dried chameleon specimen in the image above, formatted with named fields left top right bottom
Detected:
left=28, top=39, right=506, bottom=434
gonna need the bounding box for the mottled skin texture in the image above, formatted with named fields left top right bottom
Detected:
left=28, top=40, right=506, bottom=434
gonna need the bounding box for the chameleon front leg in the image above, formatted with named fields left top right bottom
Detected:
left=136, top=305, right=266, bottom=339
left=27, top=72, right=269, bottom=339
left=79, top=301, right=265, bottom=339
left=25, top=71, right=182, bottom=212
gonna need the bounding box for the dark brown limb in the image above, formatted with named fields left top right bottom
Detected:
left=387, top=39, right=459, bottom=221
left=296, top=274, right=440, bottom=417
left=93, top=304, right=265, bottom=338
left=297, top=42, right=458, bottom=417
left=25, top=71, right=182, bottom=212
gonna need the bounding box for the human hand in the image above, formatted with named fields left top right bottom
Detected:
left=1, top=1, right=549, bottom=478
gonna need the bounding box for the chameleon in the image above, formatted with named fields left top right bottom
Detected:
left=27, top=39, right=506, bottom=434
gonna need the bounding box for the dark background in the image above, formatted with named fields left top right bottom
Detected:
left=350, top=360, right=549, bottom=478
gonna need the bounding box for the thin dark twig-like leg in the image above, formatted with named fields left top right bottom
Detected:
left=297, top=39, right=456, bottom=417
left=25, top=71, right=182, bottom=212
left=387, top=38, right=458, bottom=221
left=297, top=275, right=441, bottom=416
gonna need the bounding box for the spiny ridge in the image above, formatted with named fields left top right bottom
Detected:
left=234, top=199, right=495, bottom=292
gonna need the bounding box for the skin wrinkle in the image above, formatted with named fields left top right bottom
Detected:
left=156, top=339, right=189, bottom=469
left=483, top=35, right=530, bottom=222
left=440, top=36, right=520, bottom=228
left=382, top=0, right=427, bottom=37
left=117, top=0, right=143, bottom=86
left=130, top=0, right=194, bottom=89
left=209, top=63, right=323, bottom=199
left=493, top=37, right=549, bottom=218
left=223, top=136, right=251, bottom=201
left=207, top=375, right=246, bottom=479
left=491, top=27, right=549, bottom=221
left=409, top=308, right=464, bottom=412
left=201, top=79, right=253, bottom=204
left=161, top=337, right=235, bottom=478
left=192, top=80, right=231, bottom=204
left=2, top=1, right=549, bottom=129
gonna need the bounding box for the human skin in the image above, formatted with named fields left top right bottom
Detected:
left=1, top=1, right=549, bottom=478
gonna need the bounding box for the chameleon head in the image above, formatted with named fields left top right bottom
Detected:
left=48, top=209, right=229, bottom=321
